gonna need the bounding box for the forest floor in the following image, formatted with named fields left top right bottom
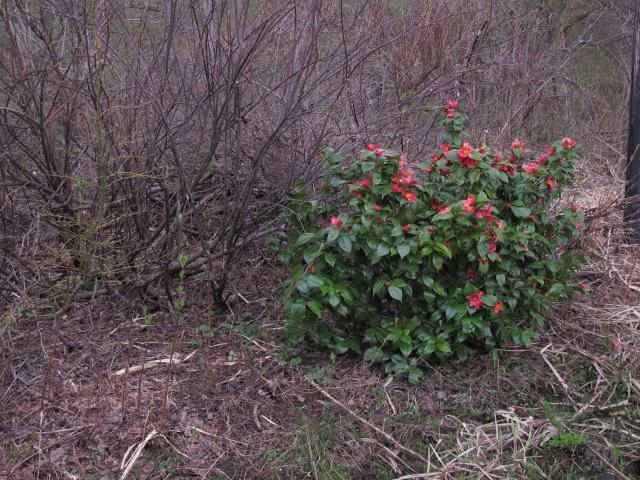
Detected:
left=2, top=162, right=640, bottom=480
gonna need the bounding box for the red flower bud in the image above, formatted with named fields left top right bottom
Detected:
left=545, top=176, right=555, bottom=190
left=493, top=301, right=504, bottom=314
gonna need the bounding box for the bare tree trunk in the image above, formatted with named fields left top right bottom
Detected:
left=626, top=2, right=640, bottom=243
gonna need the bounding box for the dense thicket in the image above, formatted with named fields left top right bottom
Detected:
left=0, top=0, right=634, bottom=320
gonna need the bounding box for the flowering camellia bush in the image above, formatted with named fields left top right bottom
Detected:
left=273, top=102, right=585, bottom=382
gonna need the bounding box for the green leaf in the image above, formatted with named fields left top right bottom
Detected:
left=520, top=329, right=537, bottom=347
left=432, top=281, right=446, bottom=296
left=373, top=279, right=386, bottom=297
left=307, top=275, right=324, bottom=288
left=445, top=306, right=458, bottom=320
left=432, top=255, right=443, bottom=271
left=399, top=341, right=413, bottom=357
left=327, top=228, right=340, bottom=243
left=376, top=243, right=390, bottom=257
left=482, top=295, right=497, bottom=306
left=388, top=285, right=403, bottom=301
left=295, top=232, right=316, bottom=246
left=324, top=253, right=336, bottom=267
left=471, top=317, right=492, bottom=337
left=328, top=294, right=340, bottom=307
left=306, top=300, right=323, bottom=316
left=496, top=273, right=506, bottom=286
left=511, top=206, right=531, bottom=218
left=434, top=242, right=452, bottom=258
left=397, top=243, right=410, bottom=258
left=363, top=347, right=387, bottom=363
left=408, top=368, right=423, bottom=384
left=338, top=235, right=352, bottom=253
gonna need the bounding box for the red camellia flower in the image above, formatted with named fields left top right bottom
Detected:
left=548, top=145, right=556, bottom=156
left=448, top=100, right=458, bottom=109
left=330, top=216, right=343, bottom=227
left=457, top=142, right=473, bottom=159
left=611, top=339, right=622, bottom=351
left=403, top=190, right=417, bottom=203
left=466, top=269, right=478, bottom=280
left=403, top=224, right=411, bottom=233
left=462, top=194, right=476, bottom=213
left=536, top=155, right=547, bottom=165
left=574, top=222, right=581, bottom=229
left=431, top=154, right=441, bottom=162
left=488, top=238, right=497, bottom=253
left=309, top=263, right=315, bottom=273
left=498, top=164, right=516, bottom=175
left=446, top=111, right=455, bottom=119
left=398, top=171, right=415, bottom=185
left=522, top=163, right=538, bottom=174
left=563, top=137, right=576, bottom=148
left=493, top=301, right=504, bottom=314
left=391, top=183, right=403, bottom=193
left=375, top=148, right=384, bottom=157
left=475, top=207, right=493, bottom=221
left=571, top=204, right=578, bottom=213
left=356, top=178, right=370, bottom=188
left=374, top=204, right=382, bottom=212
left=466, top=291, right=484, bottom=309
left=545, top=176, right=555, bottom=190
left=511, top=139, right=526, bottom=152
left=440, top=143, right=450, bottom=154
left=367, top=143, right=376, bottom=151
left=457, top=142, right=478, bottom=169
left=437, top=206, right=452, bottom=214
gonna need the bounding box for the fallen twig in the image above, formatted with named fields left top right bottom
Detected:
left=112, top=350, right=200, bottom=376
